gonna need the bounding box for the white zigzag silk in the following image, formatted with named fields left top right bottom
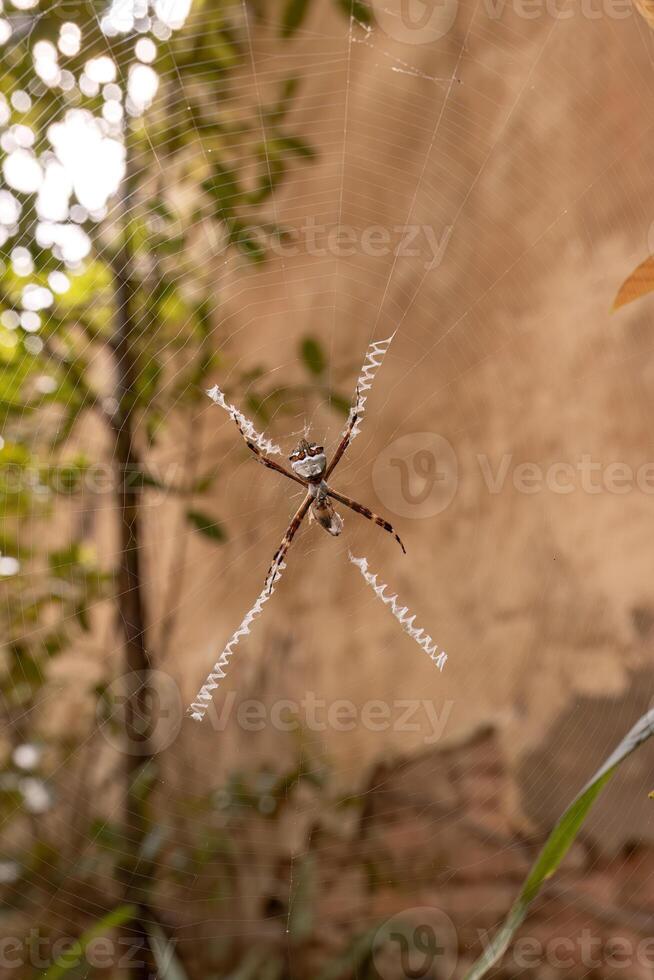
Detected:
left=347, top=331, right=396, bottom=440
left=188, top=564, right=285, bottom=722
left=207, top=384, right=282, bottom=456
left=349, top=553, right=447, bottom=671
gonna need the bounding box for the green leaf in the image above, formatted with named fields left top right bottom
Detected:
left=40, top=905, right=136, bottom=980
left=227, top=221, right=266, bottom=263
left=281, top=0, right=312, bottom=37
left=249, top=149, right=287, bottom=204
left=274, top=135, right=316, bottom=159
left=287, top=854, right=316, bottom=942
left=464, top=707, right=654, bottom=979
left=203, top=163, right=243, bottom=212
left=75, top=603, right=91, bottom=632
left=186, top=509, right=227, bottom=542
left=149, top=198, right=175, bottom=222
left=316, top=925, right=380, bottom=980
left=194, top=300, right=213, bottom=339
left=335, top=0, right=373, bottom=24
left=43, top=631, right=66, bottom=657
left=146, top=410, right=165, bottom=446
left=281, top=76, right=300, bottom=103
left=300, top=336, right=326, bottom=375
left=190, top=468, right=219, bottom=493
left=327, top=392, right=351, bottom=416
left=152, top=234, right=186, bottom=257
left=267, top=77, right=300, bottom=122
left=90, top=819, right=126, bottom=853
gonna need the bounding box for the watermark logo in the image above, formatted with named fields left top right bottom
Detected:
left=371, top=0, right=459, bottom=43
left=373, top=432, right=458, bottom=518
left=98, top=669, right=183, bottom=754
left=374, top=433, right=654, bottom=517
left=373, top=906, right=458, bottom=979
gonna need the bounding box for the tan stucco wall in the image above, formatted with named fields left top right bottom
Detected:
left=150, top=0, right=654, bottom=836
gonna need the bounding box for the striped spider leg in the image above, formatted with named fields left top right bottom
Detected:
left=324, top=386, right=360, bottom=479
left=325, top=330, right=396, bottom=480
left=264, top=492, right=313, bottom=594
left=207, top=383, right=313, bottom=589
left=228, top=418, right=314, bottom=593
left=325, top=486, right=406, bottom=553
left=233, top=417, right=308, bottom=490
left=319, top=337, right=406, bottom=554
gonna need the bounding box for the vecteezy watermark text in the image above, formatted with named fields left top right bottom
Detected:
left=0, top=932, right=152, bottom=972
left=97, top=674, right=455, bottom=753
left=200, top=692, right=454, bottom=744
left=369, top=0, right=634, bottom=47
left=373, top=433, right=654, bottom=518
left=483, top=0, right=631, bottom=18
left=479, top=453, right=654, bottom=496
left=0, top=460, right=186, bottom=497
left=476, top=928, right=654, bottom=970
left=266, top=219, right=453, bottom=271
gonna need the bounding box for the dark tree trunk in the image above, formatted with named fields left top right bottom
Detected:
left=111, top=171, right=156, bottom=980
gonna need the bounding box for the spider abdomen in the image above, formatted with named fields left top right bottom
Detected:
left=310, top=495, right=343, bottom=537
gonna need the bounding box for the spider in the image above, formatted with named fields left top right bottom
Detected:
left=231, top=389, right=406, bottom=593
left=189, top=334, right=447, bottom=723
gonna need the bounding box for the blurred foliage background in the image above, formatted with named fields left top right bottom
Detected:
left=0, top=0, right=367, bottom=975
left=3, top=0, right=654, bottom=978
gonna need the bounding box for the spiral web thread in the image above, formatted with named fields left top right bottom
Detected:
left=347, top=330, right=396, bottom=440
left=207, top=384, right=283, bottom=456
left=187, top=563, right=285, bottom=722
left=349, top=553, right=447, bottom=671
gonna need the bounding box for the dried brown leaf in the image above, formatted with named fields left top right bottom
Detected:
left=613, top=253, right=654, bottom=311
left=633, top=0, right=654, bottom=29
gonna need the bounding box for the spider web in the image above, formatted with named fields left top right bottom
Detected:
left=173, top=3, right=654, bottom=971
left=5, top=0, right=654, bottom=973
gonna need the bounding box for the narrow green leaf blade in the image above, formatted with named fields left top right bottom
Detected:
left=186, top=509, right=227, bottom=542
left=464, top=708, right=654, bottom=979
left=41, top=905, right=136, bottom=980
left=300, top=336, right=326, bottom=375
left=281, top=0, right=311, bottom=36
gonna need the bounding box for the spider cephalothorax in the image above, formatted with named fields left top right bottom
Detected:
left=289, top=439, right=326, bottom=481
left=209, top=366, right=405, bottom=595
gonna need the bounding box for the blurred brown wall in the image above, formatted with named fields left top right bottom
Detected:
left=152, top=0, right=654, bottom=844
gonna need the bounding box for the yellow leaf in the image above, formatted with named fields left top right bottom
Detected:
left=613, top=254, right=654, bottom=311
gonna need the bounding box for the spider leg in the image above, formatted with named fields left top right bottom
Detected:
left=234, top=418, right=308, bottom=489
left=325, top=487, right=406, bottom=553
left=324, top=387, right=360, bottom=479
left=326, top=332, right=396, bottom=477
left=207, top=383, right=306, bottom=488
left=265, top=492, right=313, bottom=593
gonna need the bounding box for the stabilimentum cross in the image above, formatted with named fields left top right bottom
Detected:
left=188, top=332, right=447, bottom=723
